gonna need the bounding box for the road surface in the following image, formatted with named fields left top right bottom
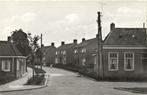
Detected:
left=1, top=67, right=147, bottom=95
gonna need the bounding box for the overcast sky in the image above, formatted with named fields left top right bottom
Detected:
left=0, top=0, right=146, bottom=47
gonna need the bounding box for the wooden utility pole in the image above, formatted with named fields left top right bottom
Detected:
left=40, top=33, right=43, bottom=69
left=96, top=11, right=103, bottom=79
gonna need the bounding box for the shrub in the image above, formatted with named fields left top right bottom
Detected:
left=25, top=74, right=45, bottom=85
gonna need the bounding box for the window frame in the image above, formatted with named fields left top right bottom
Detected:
left=108, top=52, right=119, bottom=71
left=81, top=48, right=86, bottom=53
left=124, top=52, right=134, bottom=71
left=2, top=60, right=11, bottom=72
left=74, top=49, right=78, bottom=54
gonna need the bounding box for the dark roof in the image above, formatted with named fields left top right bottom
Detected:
left=76, top=38, right=97, bottom=48
left=42, top=46, right=56, bottom=54
left=58, top=43, right=76, bottom=50
left=0, top=41, right=22, bottom=56
left=104, top=28, right=146, bottom=45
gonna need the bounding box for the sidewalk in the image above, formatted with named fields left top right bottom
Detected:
left=0, top=67, right=49, bottom=93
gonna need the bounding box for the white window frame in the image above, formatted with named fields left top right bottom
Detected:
left=74, top=49, right=78, bottom=54
left=2, top=60, right=11, bottom=72
left=55, top=51, right=58, bottom=55
left=63, top=50, right=66, bottom=55
left=108, top=52, right=119, bottom=71
left=124, top=52, right=134, bottom=71
left=81, top=48, right=86, bottom=53
left=82, top=58, right=86, bottom=66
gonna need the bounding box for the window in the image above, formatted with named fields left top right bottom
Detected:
left=81, top=48, right=86, bottom=53
left=82, top=58, right=86, bottom=66
left=63, top=57, right=66, bottom=64
left=74, top=49, right=78, bottom=54
left=63, top=50, right=66, bottom=55
left=56, top=51, right=58, bottom=55
left=124, top=52, right=134, bottom=71
left=108, top=52, right=118, bottom=71
left=2, top=60, right=11, bottom=72
left=55, top=58, right=58, bottom=64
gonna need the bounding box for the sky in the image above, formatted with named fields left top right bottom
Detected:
left=0, top=0, right=146, bottom=47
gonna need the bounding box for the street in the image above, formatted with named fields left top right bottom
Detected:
left=1, top=67, right=147, bottom=95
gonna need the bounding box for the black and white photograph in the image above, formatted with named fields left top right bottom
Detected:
left=0, top=0, right=147, bottom=95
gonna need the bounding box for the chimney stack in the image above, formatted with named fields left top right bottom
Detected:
left=7, top=36, right=11, bottom=42
left=73, top=39, right=77, bottom=44
left=61, top=41, right=65, bottom=46
left=110, top=23, right=115, bottom=31
left=51, top=43, right=54, bottom=47
left=82, top=38, right=85, bottom=42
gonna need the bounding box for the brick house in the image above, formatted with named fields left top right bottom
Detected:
left=42, top=43, right=56, bottom=66
left=55, top=40, right=77, bottom=65
left=74, top=37, right=98, bottom=68
left=0, top=41, right=27, bottom=80
left=95, top=23, right=147, bottom=79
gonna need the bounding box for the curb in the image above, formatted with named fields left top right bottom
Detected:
left=0, top=74, right=49, bottom=93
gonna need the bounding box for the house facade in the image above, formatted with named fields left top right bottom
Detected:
left=55, top=40, right=77, bottom=65
left=95, top=23, right=147, bottom=79
left=0, top=41, right=27, bottom=80
left=74, top=37, right=98, bottom=68
left=42, top=43, right=56, bottom=66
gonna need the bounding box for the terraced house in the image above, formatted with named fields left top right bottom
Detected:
left=42, top=43, right=56, bottom=66
left=96, top=23, right=147, bottom=80
left=55, top=40, right=77, bottom=65
left=0, top=40, right=27, bottom=81
left=74, top=37, right=98, bottom=68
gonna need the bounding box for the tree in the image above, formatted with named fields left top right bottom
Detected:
left=11, top=29, right=31, bottom=56
left=28, top=33, right=42, bottom=77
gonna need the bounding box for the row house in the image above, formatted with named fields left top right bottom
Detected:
left=74, top=38, right=98, bottom=68
left=42, top=43, right=56, bottom=66
left=0, top=41, right=27, bottom=80
left=95, top=23, right=147, bottom=79
left=55, top=40, right=77, bottom=65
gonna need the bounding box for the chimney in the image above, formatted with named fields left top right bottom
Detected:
left=143, top=23, right=145, bottom=28
left=8, top=36, right=11, bottom=42
left=51, top=43, right=54, bottom=47
left=110, top=23, right=115, bottom=31
left=61, top=41, right=65, bottom=46
left=82, top=38, right=85, bottom=42
left=73, top=39, right=77, bottom=44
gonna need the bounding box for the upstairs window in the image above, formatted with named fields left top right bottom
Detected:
left=56, top=51, right=58, bottom=55
left=63, top=50, right=66, bottom=55
left=81, top=48, right=86, bottom=53
left=124, top=52, right=134, bottom=71
left=108, top=52, right=119, bottom=71
left=74, top=49, right=78, bottom=54
left=2, top=60, right=11, bottom=72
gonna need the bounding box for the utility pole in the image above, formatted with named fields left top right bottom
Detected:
left=96, top=11, right=103, bottom=80
left=40, top=33, right=43, bottom=69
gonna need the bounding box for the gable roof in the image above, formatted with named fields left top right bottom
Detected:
left=42, top=46, right=56, bottom=53
left=0, top=41, right=22, bottom=56
left=104, top=28, right=146, bottom=45
left=57, top=43, right=77, bottom=50
left=75, top=38, right=97, bottom=48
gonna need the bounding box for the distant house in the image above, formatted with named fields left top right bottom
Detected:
left=74, top=37, right=98, bottom=68
left=95, top=23, right=147, bottom=79
left=42, top=43, right=56, bottom=66
left=0, top=41, right=27, bottom=79
left=55, top=40, right=77, bottom=65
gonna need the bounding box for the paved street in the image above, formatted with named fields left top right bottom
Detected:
left=1, top=67, right=147, bottom=95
